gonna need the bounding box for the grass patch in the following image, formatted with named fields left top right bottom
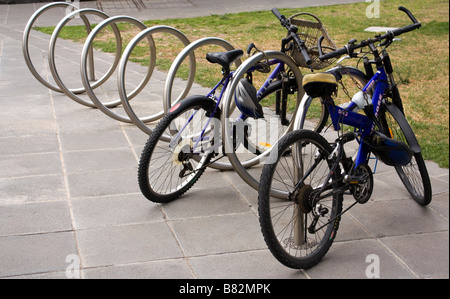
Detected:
left=34, top=0, right=449, bottom=168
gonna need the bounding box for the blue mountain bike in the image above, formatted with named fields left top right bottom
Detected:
left=258, top=6, right=432, bottom=269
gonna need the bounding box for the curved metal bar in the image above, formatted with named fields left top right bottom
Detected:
left=22, top=2, right=88, bottom=93
left=221, top=51, right=304, bottom=195
left=80, top=15, right=155, bottom=123
left=118, top=25, right=193, bottom=135
left=163, top=37, right=241, bottom=113
left=48, top=8, right=122, bottom=108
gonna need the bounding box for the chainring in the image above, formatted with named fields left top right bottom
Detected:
left=351, top=164, right=373, bottom=204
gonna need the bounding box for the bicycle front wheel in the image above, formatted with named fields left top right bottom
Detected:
left=378, top=105, right=432, bottom=206
left=258, top=130, right=343, bottom=269
left=138, top=97, right=218, bottom=203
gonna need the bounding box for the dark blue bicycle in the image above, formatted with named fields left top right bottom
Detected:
left=137, top=45, right=307, bottom=203
left=258, top=6, right=432, bottom=269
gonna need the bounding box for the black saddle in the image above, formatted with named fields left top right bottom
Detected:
left=302, top=72, right=338, bottom=98
left=206, top=49, right=243, bottom=71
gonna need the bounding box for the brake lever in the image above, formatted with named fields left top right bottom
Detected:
left=246, top=43, right=256, bottom=55
left=317, top=36, right=325, bottom=57
left=379, top=38, right=392, bottom=48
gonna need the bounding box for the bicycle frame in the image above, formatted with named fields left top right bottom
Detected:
left=327, top=66, right=390, bottom=168
left=175, top=59, right=287, bottom=155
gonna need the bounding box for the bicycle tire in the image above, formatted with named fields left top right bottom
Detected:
left=258, top=130, right=343, bottom=269
left=378, top=104, right=432, bottom=206
left=138, top=96, right=218, bottom=203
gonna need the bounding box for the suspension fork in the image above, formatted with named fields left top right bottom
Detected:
left=381, top=49, right=404, bottom=114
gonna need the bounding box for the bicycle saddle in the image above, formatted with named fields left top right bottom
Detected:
left=302, top=72, right=338, bottom=98
left=206, top=49, right=243, bottom=70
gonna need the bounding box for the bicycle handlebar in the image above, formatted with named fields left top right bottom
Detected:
left=398, top=6, right=419, bottom=24
left=318, top=6, right=421, bottom=61
left=272, top=7, right=312, bottom=66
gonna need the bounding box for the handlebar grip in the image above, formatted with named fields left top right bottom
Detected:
left=391, top=23, right=421, bottom=37
left=246, top=43, right=256, bottom=55
left=300, top=47, right=312, bottom=66
left=271, top=8, right=284, bottom=21
left=319, top=47, right=348, bottom=61
left=291, top=33, right=311, bottom=65
left=398, top=6, right=419, bottom=24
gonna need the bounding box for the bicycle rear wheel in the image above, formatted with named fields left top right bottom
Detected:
left=378, top=104, right=432, bottom=206
left=138, top=97, right=218, bottom=203
left=258, top=130, right=343, bottom=269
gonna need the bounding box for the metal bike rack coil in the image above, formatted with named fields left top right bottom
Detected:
left=163, top=37, right=241, bottom=113
left=80, top=15, right=156, bottom=122
left=23, top=2, right=96, bottom=94
left=118, top=25, right=193, bottom=135
left=48, top=8, right=123, bottom=108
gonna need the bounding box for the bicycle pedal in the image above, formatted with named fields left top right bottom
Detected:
left=346, top=172, right=369, bottom=185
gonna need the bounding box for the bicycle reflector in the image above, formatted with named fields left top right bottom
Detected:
left=235, top=78, right=264, bottom=119
left=366, top=131, right=413, bottom=166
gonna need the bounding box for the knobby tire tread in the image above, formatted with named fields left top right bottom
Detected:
left=138, top=105, right=214, bottom=203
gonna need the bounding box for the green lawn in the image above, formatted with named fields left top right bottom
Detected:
left=34, top=0, right=449, bottom=168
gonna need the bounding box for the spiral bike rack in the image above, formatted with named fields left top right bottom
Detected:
left=22, top=4, right=325, bottom=201
left=23, top=4, right=200, bottom=132
left=25, top=5, right=296, bottom=177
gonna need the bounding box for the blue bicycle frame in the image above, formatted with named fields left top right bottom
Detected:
left=327, top=66, right=389, bottom=168
left=173, top=59, right=286, bottom=154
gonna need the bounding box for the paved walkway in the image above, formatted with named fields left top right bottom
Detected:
left=0, top=1, right=448, bottom=280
